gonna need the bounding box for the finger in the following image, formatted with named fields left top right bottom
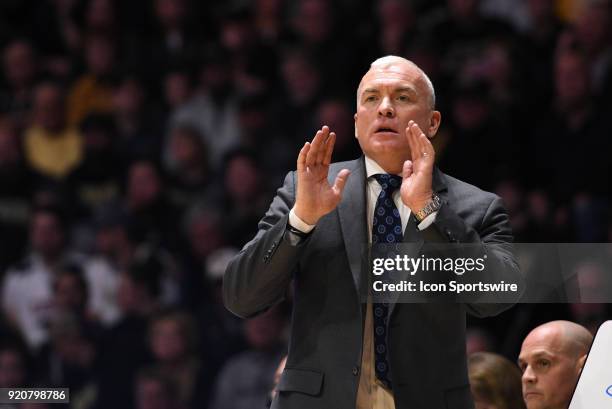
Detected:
left=402, top=160, right=413, bottom=179
left=419, top=131, right=435, bottom=163
left=332, top=169, right=351, bottom=196
left=306, top=130, right=323, bottom=167
left=406, top=121, right=419, bottom=161
left=316, top=126, right=330, bottom=164
left=323, top=132, right=336, bottom=165
left=412, top=123, right=434, bottom=163
left=297, top=142, right=309, bottom=172
left=410, top=122, right=430, bottom=162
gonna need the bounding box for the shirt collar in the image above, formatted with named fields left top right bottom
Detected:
left=364, top=156, right=402, bottom=178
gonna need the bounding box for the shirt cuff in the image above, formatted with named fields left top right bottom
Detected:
left=289, top=208, right=316, bottom=233
left=417, top=211, right=438, bottom=231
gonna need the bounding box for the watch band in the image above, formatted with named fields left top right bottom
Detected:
left=414, top=194, right=442, bottom=222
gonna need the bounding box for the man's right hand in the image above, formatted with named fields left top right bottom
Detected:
left=293, top=126, right=351, bottom=225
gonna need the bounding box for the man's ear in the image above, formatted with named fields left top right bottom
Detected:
left=354, top=113, right=358, bottom=138
left=428, top=110, right=441, bottom=138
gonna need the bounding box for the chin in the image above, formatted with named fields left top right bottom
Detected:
left=523, top=394, right=544, bottom=409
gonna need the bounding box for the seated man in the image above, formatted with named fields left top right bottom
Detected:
left=518, top=320, right=593, bottom=409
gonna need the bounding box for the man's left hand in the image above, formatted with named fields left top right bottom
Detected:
left=400, top=120, right=435, bottom=212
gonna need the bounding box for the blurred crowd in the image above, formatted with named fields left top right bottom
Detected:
left=1, top=0, right=611, bottom=408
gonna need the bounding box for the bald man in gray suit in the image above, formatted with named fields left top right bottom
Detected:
left=224, top=56, right=521, bottom=409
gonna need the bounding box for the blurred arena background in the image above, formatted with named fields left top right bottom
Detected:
left=0, top=0, right=611, bottom=408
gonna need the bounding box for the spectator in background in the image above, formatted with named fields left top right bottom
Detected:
left=163, top=69, right=193, bottom=112
left=95, top=257, right=162, bottom=409
left=82, top=207, right=135, bottom=326
left=146, top=309, right=215, bottom=409
left=124, top=160, right=178, bottom=250
left=374, top=0, right=417, bottom=56
left=571, top=0, right=612, bottom=96
left=315, top=98, right=361, bottom=162
left=426, top=0, right=516, bottom=74
left=531, top=48, right=611, bottom=204
left=0, top=118, right=34, bottom=270
left=144, top=0, right=204, bottom=81
left=169, top=51, right=240, bottom=170
left=275, top=49, right=322, bottom=145
left=195, top=246, right=245, bottom=369
left=466, top=327, right=495, bottom=355
left=209, top=306, right=287, bottom=409
left=570, top=261, right=612, bottom=334
left=78, top=0, right=119, bottom=37
left=28, top=0, right=81, bottom=74
left=518, top=320, right=592, bottom=409
left=219, top=8, right=278, bottom=96
left=221, top=149, right=270, bottom=248
left=0, top=340, right=29, bottom=388
left=177, top=206, right=224, bottom=309
left=1, top=39, right=38, bottom=125
left=24, top=82, right=82, bottom=180
left=2, top=207, right=79, bottom=350
left=66, top=114, right=123, bottom=220
left=135, top=368, right=179, bottom=409
left=437, top=79, right=514, bottom=190
left=113, top=75, right=165, bottom=163
left=494, top=179, right=529, bottom=241
left=522, top=0, right=565, bottom=107
left=288, top=0, right=356, bottom=88
left=236, top=93, right=293, bottom=183
left=164, top=125, right=214, bottom=214
left=35, top=266, right=100, bottom=402
left=252, top=0, right=286, bottom=45
left=66, top=33, right=116, bottom=127
left=469, top=352, right=526, bottom=409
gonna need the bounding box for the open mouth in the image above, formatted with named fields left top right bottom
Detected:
left=375, top=127, right=398, bottom=134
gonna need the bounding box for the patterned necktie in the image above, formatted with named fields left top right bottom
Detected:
left=372, top=173, right=403, bottom=390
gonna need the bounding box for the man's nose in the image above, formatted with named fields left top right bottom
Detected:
left=522, top=366, right=536, bottom=384
left=378, top=96, right=394, bottom=117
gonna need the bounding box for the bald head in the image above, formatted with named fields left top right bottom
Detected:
left=519, top=321, right=593, bottom=409
left=526, top=320, right=593, bottom=358
left=357, top=55, right=436, bottom=109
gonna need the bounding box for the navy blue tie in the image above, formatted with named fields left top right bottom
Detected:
left=372, top=173, right=403, bottom=390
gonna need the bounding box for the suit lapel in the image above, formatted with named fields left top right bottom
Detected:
left=337, top=157, right=368, bottom=303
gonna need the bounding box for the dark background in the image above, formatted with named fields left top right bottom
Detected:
left=1, top=0, right=611, bottom=408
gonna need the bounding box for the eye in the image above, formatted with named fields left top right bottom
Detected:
left=397, top=94, right=410, bottom=102
left=365, top=95, right=377, bottom=102
left=537, top=359, right=551, bottom=369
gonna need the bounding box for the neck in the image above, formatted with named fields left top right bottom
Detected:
left=368, top=155, right=405, bottom=175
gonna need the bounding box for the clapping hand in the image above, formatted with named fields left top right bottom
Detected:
left=293, top=126, right=351, bottom=225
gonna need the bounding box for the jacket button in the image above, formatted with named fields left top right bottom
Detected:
left=352, top=366, right=359, bottom=376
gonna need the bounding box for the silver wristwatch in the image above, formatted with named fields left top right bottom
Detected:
left=414, top=194, right=442, bottom=222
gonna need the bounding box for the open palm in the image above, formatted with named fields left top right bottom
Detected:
left=294, top=126, right=351, bottom=225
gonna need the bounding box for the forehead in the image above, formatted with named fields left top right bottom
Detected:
left=359, top=64, right=423, bottom=92
left=520, top=328, right=565, bottom=358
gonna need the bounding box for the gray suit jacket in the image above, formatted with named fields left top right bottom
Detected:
left=224, top=157, right=521, bottom=409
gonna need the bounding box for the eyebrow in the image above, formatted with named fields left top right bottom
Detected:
left=396, top=86, right=417, bottom=95
left=518, top=351, right=555, bottom=364
left=361, top=86, right=418, bottom=96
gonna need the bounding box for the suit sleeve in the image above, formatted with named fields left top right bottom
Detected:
left=419, top=195, right=523, bottom=318
left=223, top=171, right=309, bottom=318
